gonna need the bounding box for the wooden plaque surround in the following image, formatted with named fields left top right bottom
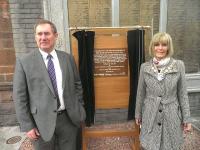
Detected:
left=70, top=28, right=140, bottom=150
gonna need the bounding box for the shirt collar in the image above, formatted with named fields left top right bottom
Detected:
left=39, top=49, right=57, bottom=60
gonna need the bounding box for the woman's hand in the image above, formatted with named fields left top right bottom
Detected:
left=135, top=118, right=142, bottom=125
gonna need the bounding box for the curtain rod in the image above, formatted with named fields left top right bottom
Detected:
left=68, top=25, right=151, bottom=30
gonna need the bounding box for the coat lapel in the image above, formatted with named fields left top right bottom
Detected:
left=34, top=50, right=55, bottom=95
left=143, top=60, right=157, bottom=78
left=143, top=58, right=178, bottom=77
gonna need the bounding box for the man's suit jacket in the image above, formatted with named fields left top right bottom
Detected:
left=13, top=50, right=86, bottom=141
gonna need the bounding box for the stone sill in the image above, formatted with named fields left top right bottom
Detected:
left=186, top=72, right=200, bottom=93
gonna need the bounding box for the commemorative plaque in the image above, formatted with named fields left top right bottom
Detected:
left=94, top=48, right=128, bottom=77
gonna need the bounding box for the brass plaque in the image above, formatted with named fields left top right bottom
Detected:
left=94, top=48, right=128, bottom=77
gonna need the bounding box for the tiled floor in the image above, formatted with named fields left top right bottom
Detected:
left=1, top=121, right=200, bottom=150
left=87, top=128, right=200, bottom=150
left=0, top=126, right=26, bottom=150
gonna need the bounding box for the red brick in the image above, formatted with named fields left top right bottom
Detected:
left=0, top=65, right=14, bottom=73
left=2, top=39, right=14, bottom=48
left=0, top=1, right=11, bottom=27
left=0, top=90, right=12, bottom=103
left=0, top=74, right=5, bottom=82
left=0, top=40, right=3, bottom=49
left=5, top=73, right=13, bottom=82
left=0, top=18, right=12, bottom=31
left=0, top=32, right=13, bottom=39
left=0, top=50, right=16, bottom=65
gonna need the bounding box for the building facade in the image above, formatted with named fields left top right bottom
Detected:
left=0, top=0, right=200, bottom=126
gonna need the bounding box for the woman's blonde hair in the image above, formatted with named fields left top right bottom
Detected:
left=149, top=32, right=174, bottom=57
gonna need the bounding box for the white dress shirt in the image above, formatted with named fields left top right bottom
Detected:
left=39, top=49, right=65, bottom=110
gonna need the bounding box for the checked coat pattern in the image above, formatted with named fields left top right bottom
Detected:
left=135, top=58, right=191, bottom=150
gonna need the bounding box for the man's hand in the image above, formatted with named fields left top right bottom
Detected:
left=26, top=128, right=40, bottom=140
left=183, top=123, right=192, bottom=133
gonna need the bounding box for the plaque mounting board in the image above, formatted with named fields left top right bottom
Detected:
left=71, top=29, right=131, bottom=109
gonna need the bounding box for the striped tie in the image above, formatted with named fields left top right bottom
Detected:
left=47, top=54, right=60, bottom=108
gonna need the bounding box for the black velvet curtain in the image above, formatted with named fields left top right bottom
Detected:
left=127, top=29, right=145, bottom=120
left=73, top=30, right=95, bottom=126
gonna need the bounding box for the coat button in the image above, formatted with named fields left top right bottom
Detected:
left=53, top=110, right=57, bottom=113
left=159, top=109, right=162, bottom=112
left=158, top=122, right=161, bottom=126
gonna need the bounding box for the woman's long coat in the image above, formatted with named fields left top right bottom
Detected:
left=135, top=58, right=191, bottom=150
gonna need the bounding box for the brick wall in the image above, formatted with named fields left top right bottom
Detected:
left=0, top=0, right=16, bottom=126
left=0, top=0, right=15, bottom=84
left=0, top=0, right=43, bottom=126
left=189, top=93, right=200, bottom=118
left=0, top=84, right=17, bottom=126
left=8, top=0, right=43, bottom=57
left=168, top=0, right=200, bottom=73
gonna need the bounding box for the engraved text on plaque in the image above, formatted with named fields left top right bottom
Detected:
left=94, top=49, right=128, bottom=77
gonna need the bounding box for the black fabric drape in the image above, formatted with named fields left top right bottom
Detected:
left=73, top=30, right=95, bottom=126
left=127, top=29, right=145, bottom=120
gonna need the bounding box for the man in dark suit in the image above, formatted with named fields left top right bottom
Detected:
left=13, top=19, right=86, bottom=150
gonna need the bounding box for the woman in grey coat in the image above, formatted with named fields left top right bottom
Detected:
left=135, top=32, right=191, bottom=150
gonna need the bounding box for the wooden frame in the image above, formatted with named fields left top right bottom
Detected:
left=71, top=28, right=140, bottom=150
